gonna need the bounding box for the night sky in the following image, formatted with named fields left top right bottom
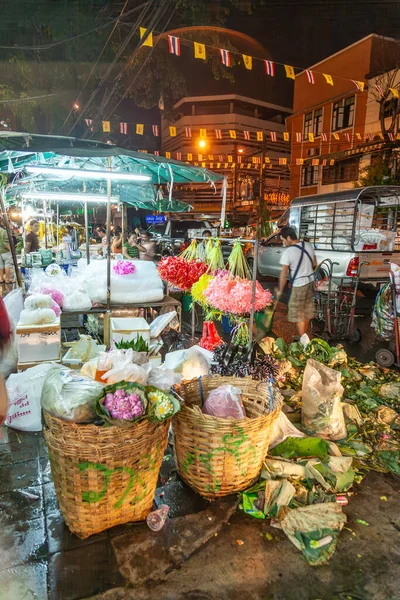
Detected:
left=230, top=0, right=400, bottom=68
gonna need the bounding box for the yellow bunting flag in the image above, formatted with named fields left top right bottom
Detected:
left=199, top=128, right=207, bottom=139
left=202, top=162, right=206, bottom=168
left=323, top=73, right=334, bottom=85
left=283, top=132, right=290, bottom=141
left=397, top=133, right=400, bottom=140
left=356, top=133, right=362, bottom=140
left=329, top=159, right=335, bottom=166
left=228, top=155, right=233, bottom=162
left=194, top=42, right=206, bottom=60
left=279, top=157, right=287, bottom=165
left=139, top=27, right=153, bottom=47
left=165, top=152, right=171, bottom=159
left=332, top=133, right=340, bottom=140
left=264, top=157, right=270, bottom=163
left=284, top=65, right=295, bottom=79
left=187, top=153, right=193, bottom=161
left=136, top=123, right=144, bottom=135
left=224, top=163, right=229, bottom=168
left=252, top=156, right=257, bottom=163
left=169, top=126, right=177, bottom=137
left=378, top=132, right=384, bottom=139
left=208, top=154, right=214, bottom=160
left=198, top=154, right=203, bottom=161
left=389, top=87, right=400, bottom=98
left=247, top=163, right=252, bottom=169
left=308, top=132, right=315, bottom=142
left=312, top=158, right=320, bottom=166
left=102, top=121, right=110, bottom=133
left=256, top=131, right=264, bottom=142
left=242, top=54, right=252, bottom=70
left=217, top=163, right=221, bottom=168
left=229, top=130, right=236, bottom=139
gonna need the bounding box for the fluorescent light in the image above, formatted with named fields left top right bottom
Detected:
left=21, top=192, right=120, bottom=203
left=25, top=166, right=151, bottom=182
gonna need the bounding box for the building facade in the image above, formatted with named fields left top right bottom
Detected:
left=287, top=34, right=400, bottom=199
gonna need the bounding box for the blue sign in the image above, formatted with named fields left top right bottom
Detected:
left=146, top=215, right=166, bottom=224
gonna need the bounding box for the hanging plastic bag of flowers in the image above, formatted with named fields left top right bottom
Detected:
left=227, top=240, right=251, bottom=279
left=207, top=239, right=225, bottom=272
left=199, top=321, right=223, bottom=351
left=203, top=273, right=272, bottom=315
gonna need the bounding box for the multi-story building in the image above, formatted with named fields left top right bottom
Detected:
left=287, top=34, right=400, bottom=199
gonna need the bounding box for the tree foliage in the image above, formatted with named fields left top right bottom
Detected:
left=355, top=156, right=400, bottom=187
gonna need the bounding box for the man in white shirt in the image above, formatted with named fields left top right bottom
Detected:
left=276, top=227, right=317, bottom=337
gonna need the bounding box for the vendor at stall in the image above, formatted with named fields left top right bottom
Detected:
left=25, top=219, right=40, bottom=254
left=112, top=226, right=123, bottom=255
left=139, top=231, right=156, bottom=261
left=0, top=219, right=13, bottom=284
left=123, top=231, right=146, bottom=260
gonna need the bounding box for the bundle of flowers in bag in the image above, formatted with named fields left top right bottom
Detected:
left=191, top=273, right=214, bottom=307
left=203, top=272, right=272, bottom=314
left=157, top=256, right=207, bottom=291
left=113, top=260, right=136, bottom=276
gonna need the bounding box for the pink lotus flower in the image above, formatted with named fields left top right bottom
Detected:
left=113, top=260, right=136, bottom=276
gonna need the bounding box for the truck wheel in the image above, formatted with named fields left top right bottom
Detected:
left=350, top=328, right=361, bottom=344
left=376, top=348, right=395, bottom=368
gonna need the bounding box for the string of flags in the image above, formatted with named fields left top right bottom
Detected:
left=136, top=27, right=400, bottom=95
left=85, top=119, right=400, bottom=144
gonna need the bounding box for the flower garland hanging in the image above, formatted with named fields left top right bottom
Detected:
left=203, top=271, right=272, bottom=315
left=157, top=256, right=207, bottom=291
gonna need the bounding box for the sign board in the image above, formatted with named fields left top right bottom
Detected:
left=146, top=215, right=166, bottom=224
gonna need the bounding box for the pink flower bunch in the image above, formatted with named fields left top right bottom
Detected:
left=203, top=272, right=272, bottom=315
left=40, top=288, right=65, bottom=308
left=104, top=389, right=144, bottom=420
left=113, top=260, right=136, bottom=276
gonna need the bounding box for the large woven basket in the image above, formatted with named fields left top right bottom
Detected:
left=172, top=376, right=282, bottom=499
left=43, top=412, right=169, bottom=539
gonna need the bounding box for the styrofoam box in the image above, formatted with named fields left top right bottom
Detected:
left=110, top=317, right=150, bottom=345
left=16, top=321, right=61, bottom=364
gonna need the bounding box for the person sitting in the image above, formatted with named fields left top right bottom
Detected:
left=112, top=226, right=123, bottom=255
left=123, top=231, right=146, bottom=260
left=139, top=231, right=156, bottom=261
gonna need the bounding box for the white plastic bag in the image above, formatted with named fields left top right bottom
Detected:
left=269, top=411, right=306, bottom=449
left=1, top=288, right=24, bottom=377
left=25, top=293, right=52, bottom=310
left=102, top=349, right=151, bottom=385
left=147, top=367, right=182, bottom=391
left=19, top=308, right=57, bottom=325
left=302, top=359, right=347, bottom=441
left=181, top=347, right=211, bottom=380
left=5, top=363, right=54, bottom=431
left=63, top=290, right=92, bottom=312
left=3, top=288, right=24, bottom=325
left=41, top=365, right=103, bottom=422
left=202, top=385, right=246, bottom=419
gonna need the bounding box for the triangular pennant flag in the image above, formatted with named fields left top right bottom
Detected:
left=219, top=48, right=231, bottom=67
left=136, top=123, right=144, bottom=135
left=389, top=87, right=400, bottom=98
left=209, top=163, right=213, bottom=169
left=308, top=132, right=314, bottom=142
left=176, top=152, right=182, bottom=160
left=199, top=128, right=207, bottom=139
left=312, top=158, right=319, bottom=166
left=217, top=162, right=221, bottom=168
left=270, top=131, right=277, bottom=142
left=169, top=126, right=177, bottom=137
left=120, top=122, right=128, bottom=134
left=243, top=130, right=251, bottom=140
left=296, top=133, right=302, bottom=142
left=296, top=158, right=304, bottom=166
left=284, top=65, right=295, bottom=79
left=264, top=157, right=270, bottom=163
left=332, top=133, right=340, bottom=140
left=152, top=125, right=159, bottom=136
left=329, top=159, right=335, bottom=166
left=228, top=155, right=233, bottom=162
left=198, top=154, right=203, bottom=161
left=187, top=153, right=193, bottom=161
left=323, top=73, right=334, bottom=85
left=283, top=132, right=289, bottom=141
left=264, top=60, right=275, bottom=76
left=154, top=150, right=160, bottom=156
left=321, top=133, right=328, bottom=142
left=229, top=130, right=236, bottom=139
left=355, top=132, right=361, bottom=140
left=322, top=159, right=327, bottom=166
left=306, top=70, right=315, bottom=84
left=397, top=133, right=400, bottom=140
left=388, top=132, right=394, bottom=141
left=140, top=27, right=153, bottom=47
left=208, top=155, right=214, bottom=160
left=168, top=35, right=180, bottom=56
left=201, top=162, right=206, bottom=168
left=215, top=129, right=222, bottom=139
left=374, top=84, right=385, bottom=97
left=102, top=121, right=110, bottom=133
left=184, top=127, right=192, bottom=138
left=279, top=157, right=288, bottom=166
left=352, top=80, right=364, bottom=92
left=242, top=54, right=252, bottom=70
left=256, top=131, right=264, bottom=142
left=345, top=133, right=351, bottom=142
left=165, top=152, right=171, bottom=158
left=194, top=42, right=206, bottom=60
left=224, top=163, right=229, bottom=168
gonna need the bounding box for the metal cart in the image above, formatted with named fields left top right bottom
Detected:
left=311, top=259, right=368, bottom=342
left=375, top=268, right=400, bottom=368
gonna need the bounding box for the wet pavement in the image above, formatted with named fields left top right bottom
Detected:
left=0, top=287, right=399, bottom=599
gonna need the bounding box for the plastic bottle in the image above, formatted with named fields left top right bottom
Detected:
left=146, top=504, right=170, bottom=532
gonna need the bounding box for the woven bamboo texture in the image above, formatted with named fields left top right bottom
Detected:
left=43, top=411, right=169, bottom=539
left=172, top=376, right=282, bottom=499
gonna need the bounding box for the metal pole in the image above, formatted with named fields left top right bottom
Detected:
left=56, top=202, right=59, bottom=248
left=248, top=238, right=259, bottom=350
left=43, top=200, right=48, bottom=249
left=106, top=156, right=112, bottom=311
left=191, top=302, right=196, bottom=342
left=121, top=202, right=125, bottom=246
left=84, top=200, right=90, bottom=265
left=0, top=189, right=22, bottom=287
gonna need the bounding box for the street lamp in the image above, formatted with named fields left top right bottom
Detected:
left=198, top=139, right=207, bottom=149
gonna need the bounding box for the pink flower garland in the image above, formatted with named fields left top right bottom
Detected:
left=203, top=272, right=272, bottom=314
left=113, top=260, right=136, bottom=276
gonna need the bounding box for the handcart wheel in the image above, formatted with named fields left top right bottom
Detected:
left=350, top=328, right=361, bottom=344
left=376, top=348, right=395, bottom=368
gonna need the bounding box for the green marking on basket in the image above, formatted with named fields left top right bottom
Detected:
left=79, top=461, right=145, bottom=509
left=181, top=426, right=257, bottom=491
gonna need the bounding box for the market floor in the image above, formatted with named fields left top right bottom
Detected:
left=1, top=286, right=399, bottom=600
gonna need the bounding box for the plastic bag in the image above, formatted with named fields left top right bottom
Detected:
left=181, top=347, right=211, bottom=380
left=25, top=293, right=53, bottom=310
left=102, top=349, right=151, bottom=385
left=41, top=365, right=103, bottom=423
left=202, top=385, right=246, bottom=419
left=269, top=411, right=306, bottom=449
left=63, top=290, right=92, bottom=312
left=19, top=308, right=57, bottom=325
left=3, top=288, right=24, bottom=325
left=147, top=367, right=182, bottom=391
left=302, top=359, right=346, bottom=441
left=5, top=363, right=55, bottom=431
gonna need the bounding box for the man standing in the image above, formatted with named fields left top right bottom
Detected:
left=139, top=231, right=156, bottom=261
left=276, top=226, right=317, bottom=337
left=25, top=220, right=40, bottom=254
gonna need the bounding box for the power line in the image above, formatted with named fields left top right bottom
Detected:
left=0, top=3, right=151, bottom=51
left=0, top=92, right=62, bottom=104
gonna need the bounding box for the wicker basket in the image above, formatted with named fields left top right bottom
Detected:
left=43, top=411, right=169, bottom=539
left=172, top=376, right=282, bottom=499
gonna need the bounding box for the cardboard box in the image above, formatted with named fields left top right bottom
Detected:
left=16, top=321, right=61, bottom=364
left=110, top=317, right=150, bottom=345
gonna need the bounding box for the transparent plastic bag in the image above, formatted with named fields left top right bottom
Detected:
left=302, top=359, right=346, bottom=441
left=147, top=367, right=182, bottom=391
left=41, top=365, right=104, bottom=422
left=102, top=349, right=151, bottom=385
left=202, top=384, right=246, bottom=419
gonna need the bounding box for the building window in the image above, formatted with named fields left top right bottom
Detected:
left=304, top=112, right=313, bottom=136
left=301, top=165, right=318, bottom=187
left=332, top=96, right=355, bottom=130
left=322, top=158, right=359, bottom=185
left=313, top=108, right=323, bottom=136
